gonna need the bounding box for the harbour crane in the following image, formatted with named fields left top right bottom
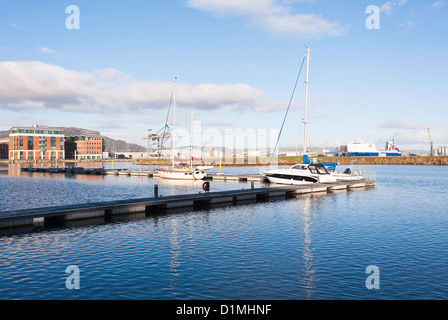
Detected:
left=143, top=127, right=171, bottom=158
left=427, top=128, right=434, bottom=156
left=208, top=146, right=214, bottom=158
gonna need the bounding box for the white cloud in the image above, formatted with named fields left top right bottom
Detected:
left=9, top=23, right=26, bottom=31
left=187, top=0, right=276, bottom=16
left=431, top=1, right=446, bottom=9
left=39, top=47, right=56, bottom=54
left=0, top=61, right=288, bottom=114
left=394, top=130, right=448, bottom=147
left=399, top=21, right=415, bottom=30
left=185, top=0, right=348, bottom=39
left=379, top=119, right=448, bottom=148
left=379, top=119, right=429, bottom=130
left=380, top=0, right=408, bottom=15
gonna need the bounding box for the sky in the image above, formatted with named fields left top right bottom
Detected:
left=1, top=0, right=447, bottom=153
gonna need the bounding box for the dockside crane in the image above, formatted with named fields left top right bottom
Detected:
left=427, top=128, right=434, bottom=156
left=143, top=127, right=171, bottom=158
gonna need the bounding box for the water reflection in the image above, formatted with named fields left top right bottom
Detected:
left=6, top=168, right=106, bottom=182
left=299, top=193, right=327, bottom=300
left=169, top=217, right=181, bottom=297
left=1, top=165, right=446, bottom=299
left=157, top=178, right=205, bottom=188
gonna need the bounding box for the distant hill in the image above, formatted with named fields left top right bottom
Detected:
left=101, top=136, right=146, bottom=153
left=0, top=127, right=146, bottom=153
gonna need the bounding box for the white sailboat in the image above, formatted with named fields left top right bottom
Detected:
left=157, top=166, right=207, bottom=180
left=262, top=46, right=340, bottom=185
left=157, top=78, right=208, bottom=180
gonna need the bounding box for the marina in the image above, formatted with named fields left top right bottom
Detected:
left=1, top=0, right=447, bottom=303
left=1, top=164, right=447, bottom=300
left=0, top=178, right=375, bottom=231
left=19, top=165, right=377, bottom=184
left=20, top=165, right=271, bottom=181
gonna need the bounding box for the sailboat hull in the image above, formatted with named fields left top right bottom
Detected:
left=157, top=169, right=206, bottom=180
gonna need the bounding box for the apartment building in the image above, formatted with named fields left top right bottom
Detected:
left=8, top=126, right=65, bottom=160
left=0, top=138, right=8, bottom=159
left=65, top=133, right=103, bottom=160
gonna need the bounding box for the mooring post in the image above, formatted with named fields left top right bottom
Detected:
left=154, top=184, right=159, bottom=198
left=251, top=179, right=254, bottom=189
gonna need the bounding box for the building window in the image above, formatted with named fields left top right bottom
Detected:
left=51, top=137, right=57, bottom=150
left=28, top=136, right=34, bottom=150
left=39, top=136, right=46, bottom=151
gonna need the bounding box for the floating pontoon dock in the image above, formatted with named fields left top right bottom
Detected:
left=0, top=181, right=376, bottom=232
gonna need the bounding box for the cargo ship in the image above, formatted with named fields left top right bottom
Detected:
left=339, top=139, right=402, bottom=157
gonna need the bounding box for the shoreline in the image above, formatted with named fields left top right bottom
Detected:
left=1, top=156, right=448, bottom=167
left=137, top=156, right=448, bottom=166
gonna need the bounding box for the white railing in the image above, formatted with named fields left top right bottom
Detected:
left=360, top=170, right=376, bottom=181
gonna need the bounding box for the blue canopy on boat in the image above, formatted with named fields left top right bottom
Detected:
left=303, top=155, right=339, bottom=172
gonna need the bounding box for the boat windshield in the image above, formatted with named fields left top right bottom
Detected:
left=308, top=164, right=329, bottom=175
left=291, top=165, right=308, bottom=170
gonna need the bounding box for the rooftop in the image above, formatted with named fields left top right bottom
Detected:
left=8, top=125, right=102, bottom=138
left=9, top=126, right=63, bottom=135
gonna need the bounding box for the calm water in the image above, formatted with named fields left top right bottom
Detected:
left=0, top=164, right=447, bottom=300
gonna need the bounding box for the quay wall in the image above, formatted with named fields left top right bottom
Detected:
left=137, top=156, right=448, bottom=166
left=3, top=156, right=448, bottom=167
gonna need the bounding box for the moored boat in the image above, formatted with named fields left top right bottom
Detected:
left=331, top=168, right=365, bottom=181
left=262, top=163, right=338, bottom=185
left=156, top=77, right=208, bottom=180
left=262, top=46, right=337, bottom=185
left=157, top=167, right=206, bottom=180
left=342, top=138, right=402, bottom=157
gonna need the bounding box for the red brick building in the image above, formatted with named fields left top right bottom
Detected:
left=8, top=126, right=65, bottom=160
left=65, top=134, right=103, bottom=160
left=0, top=138, right=8, bottom=159
left=74, top=136, right=103, bottom=160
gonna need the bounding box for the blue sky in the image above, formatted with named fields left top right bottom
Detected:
left=1, top=0, right=447, bottom=152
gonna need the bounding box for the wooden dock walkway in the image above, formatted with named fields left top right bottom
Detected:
left=0, top=180, right=376, bottom=232
left=206, top=173, right=266, bottom=182
left=21, top=166, right=108, bottom=175
left=21, top=167, right=267, bottom=181
left=21, top=167, right=162, bottom=177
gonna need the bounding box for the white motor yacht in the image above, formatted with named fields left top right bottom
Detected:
left=262, top=163, right=338, bottom=185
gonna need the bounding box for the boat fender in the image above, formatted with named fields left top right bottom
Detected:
left=202, top=181, right=210, bottom=192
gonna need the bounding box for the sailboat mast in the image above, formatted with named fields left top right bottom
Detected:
left=303, top=46, right=310, bottom=155
left=172, top=77, right=177, bottom=167
left=190, top=107, right=194, bottom=168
